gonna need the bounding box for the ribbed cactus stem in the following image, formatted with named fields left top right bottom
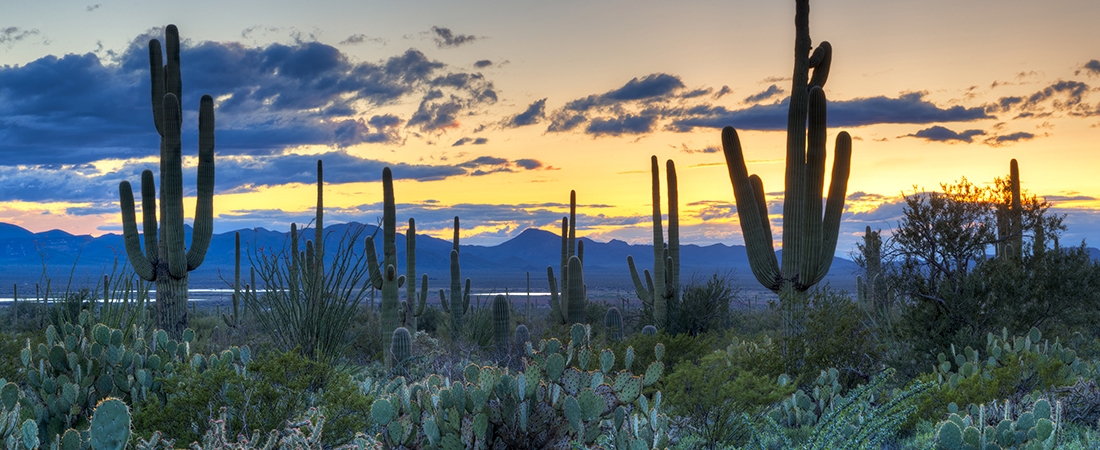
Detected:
left=604, top=307, right=623, bottom=342
left=391, top=327, right=412, bottom=371
left=118, top=25, right=215, bottom=338
left=566, top=256, right=586, bottom=325
left=666, top=159, right=680, bottom=303
left=649, top=157, right=666, bottom=316
left=379, top=167, right=399, bottom=370
left=438, top=216, right=468, bottom=340
left=492, top=295, right=511, bottom=351
left=721, top=0, right=850, bottom=294
left=1009, top=158, right=1023, bottom=260
left=514, top=324, right=530, bottom=349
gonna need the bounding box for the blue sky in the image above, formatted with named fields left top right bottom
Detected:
left=0, top=0, right=1098, bottom=256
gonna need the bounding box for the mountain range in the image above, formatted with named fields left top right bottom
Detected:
left=0, top=221, right=869, bottom=300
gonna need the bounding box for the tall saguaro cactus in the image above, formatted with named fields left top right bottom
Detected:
left=439, top=217, right=470, bottom=340
left=721, top=0, right=852, bottom=339
left=627, top=157, right=680, bottom=329
left=403, top=218, right=428, bottom=331
left=995, top=159, right=1024, bottom=260
left=119, top=25, right=215, bottom=338
left=549, top=191, right=587, bottom=325
left=365, top=168, right=408, bottom=370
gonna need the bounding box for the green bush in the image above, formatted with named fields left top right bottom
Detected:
left=134, top=349, right=372, bottom=446
left=802, top=286, right=887, bottom=389
left=663, top=342, right=792, bottom=448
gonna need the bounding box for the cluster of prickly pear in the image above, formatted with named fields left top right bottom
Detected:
left=492, top=295, right=512, bottom=351
left=361, top=323, right=668, bottom=448
left=767, top=368, right=842, bottom=428
left=935, top=398, right=1061, bottom=450
left=604, top=307, right=623, bottom=342
left=932, top=327, right=1087, bottom=391
left=19, top=310, right=249, bottom=443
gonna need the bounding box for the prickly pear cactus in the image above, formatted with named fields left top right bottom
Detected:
left=90, top=398, right=131, bottom=450
left=20, top=310, right=249, bottom=444
left=933, top=398, right=1061, bottom=450
left=361, top=327, right=669, bottom=448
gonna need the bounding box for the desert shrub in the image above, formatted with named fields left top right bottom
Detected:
left=802, top=286, right=887, bottom=389
left=134, top=349, right=371, bottom=446
left=611, top=330, right=723, bottom=377
left=664, top=340, right=792, bottom=448
left=344, top=304, right=383, bottom=365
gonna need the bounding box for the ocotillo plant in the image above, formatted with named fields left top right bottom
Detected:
left=492, top=294, right=511, bottom=351
left=403, top=218, right=427, bottom=331
left=549, top=191, right=587, bottom=325
left=439, top=216, right=471, bottom=341
left=721, top=0, right=852, bottom=344
left=626, top=157, right=680, bottom=329
left=118, top=25, right=215, bottom=338
left=365, top=167, right=407, bottom=370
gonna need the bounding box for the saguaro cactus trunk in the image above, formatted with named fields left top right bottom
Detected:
left=119, top=25, right=215, bottom=339
left=721, top=0, right=852, bottom=356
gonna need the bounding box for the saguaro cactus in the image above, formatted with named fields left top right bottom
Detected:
left=549, top=191, right=587, bottom=325
left=403, top=218, right=428, bottom=331
left=995, top=159, right=1024, bottom=260
left=721, top=0, right=851, bottom=344
left=222, top=232, right=242, bottom=328
left=492, top=294, right=511, bottom=351
left=365, top=167, right=408, bottom=370
left=119, top=25, right=215, bottom=338
left=627, top=157, right=680, bottom=329
left=604, top=307, right=623, bottom=342
left=439, top=217, right=471, bottom=340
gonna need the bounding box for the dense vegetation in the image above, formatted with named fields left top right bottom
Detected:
left=2, top=0, right=1100, bottom=448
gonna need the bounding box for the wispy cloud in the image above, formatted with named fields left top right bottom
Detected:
left=903, top=125, right=986, bottom=143
left=743, top=84, right=785, bottom=104
left=504, top=98, right=546, bottom=128
left=430, top=26, right=477, bottom=48
left=0, top=27, right=43, bottom=48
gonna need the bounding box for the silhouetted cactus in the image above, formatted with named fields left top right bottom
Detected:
left=439, top=217, right=471, bottom=340
left=721, top=0, right=851, bottom=347
left=222, top=232, right=242, bottom=328
left=403, top=218, right=428, bottom=331
left=119, top=25, right=215, bottom=338
left=550, top=191, right=587, bottom=325
left=995, top=159, right=1024, bottom=260
left=626, top=157, right=680, bottom=330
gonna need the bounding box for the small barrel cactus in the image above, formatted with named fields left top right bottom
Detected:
left=641, top=325, right=657, bottom=336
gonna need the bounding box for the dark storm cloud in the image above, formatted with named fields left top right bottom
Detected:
left=903, top=125, right=986, bottom=143
left=0, top=30, right=496, bottom=165
left=431, top=26, right=477, bottom=48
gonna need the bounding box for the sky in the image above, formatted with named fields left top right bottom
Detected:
left=0, top=0, right=1098, bottom=258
